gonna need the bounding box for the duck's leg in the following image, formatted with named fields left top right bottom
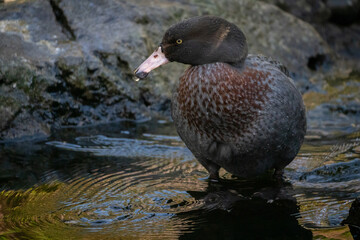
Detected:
left=273, top=168, right=284, bottom=183
left=198, top=157, right=220, bottom=180
left=209, top=169, right=220, bottom=180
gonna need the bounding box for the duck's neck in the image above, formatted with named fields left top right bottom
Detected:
left=210, top=40, right=248, bottom=69
left=229, top=57, right=247, bottom=69
left=229, top=43, right=248, bottom=68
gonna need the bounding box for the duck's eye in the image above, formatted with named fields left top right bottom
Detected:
left=176, top=39, right=183, bottom=44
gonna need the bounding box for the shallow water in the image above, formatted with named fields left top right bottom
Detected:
left=0, top=114, right=359, bottom=239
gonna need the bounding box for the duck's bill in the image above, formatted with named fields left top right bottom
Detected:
left=134, top=47, right=169, bottom=80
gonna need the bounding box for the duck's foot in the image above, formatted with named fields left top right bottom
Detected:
left=209, top=172, right=220, bottom=182
left=272, top=168, right=291, bottom=187
left=199, top=158, right=220, bottom=181
left=273, top=168, right=284, bottom=184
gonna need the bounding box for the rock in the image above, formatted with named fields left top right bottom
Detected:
left=316, top=23, right=360, bottom=70
left=263, top=0, right=360, bottom=26
left=0, top=110, right=50, bottom=140
left=0, top=58, right=53, bottom=138
left=0, top=0, right=156, bottom=141
left=0, top=0, right=346, bottom=141
left=262, top=0, right=331, bottom=24
left=263, top=0, right=360, bottom=71
left=326, top=0, right=360, bottom=26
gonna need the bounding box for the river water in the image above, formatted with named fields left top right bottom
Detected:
left=0, top=115, right=359, bottom=239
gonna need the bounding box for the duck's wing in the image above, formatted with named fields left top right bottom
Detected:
left=247, top=54, right=290, bottom=77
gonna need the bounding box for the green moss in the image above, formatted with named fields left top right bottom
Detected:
left=0, top=64, right=49, bottom=104
left=56, top=57, right=87, bottom=90
left=0, top=95, right=20, bottom=110
left=1, top=65, right=32, bottom=87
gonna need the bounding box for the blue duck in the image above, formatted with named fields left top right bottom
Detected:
left=135, top=16, right=306, bottom=180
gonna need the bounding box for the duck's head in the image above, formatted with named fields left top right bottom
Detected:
left=134, top=16, right=248, bottom=79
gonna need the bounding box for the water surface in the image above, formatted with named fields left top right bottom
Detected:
left=0, top=115, right=359, bottom=239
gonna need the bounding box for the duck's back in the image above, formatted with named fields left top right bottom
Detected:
left=171, top=55, right=306, bottom=177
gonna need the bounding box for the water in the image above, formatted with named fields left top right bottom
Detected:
left=0, top=116, right=360, bottom=239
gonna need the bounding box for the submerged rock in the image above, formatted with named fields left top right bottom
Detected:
left=0, top=0, right=356, bottom=141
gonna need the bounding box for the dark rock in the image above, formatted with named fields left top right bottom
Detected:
left=326, top=0, right=360, bottom=26
left=0, top=110, right=50, bottom=140
left=315, top=23, right=360, bottom=68
left=263, top=0, right=331, bottom=24
left=327, top=102, right=360, bottom=115
left=263, top=0, right=360, bottom=70
left=264, top=0, right=360, bottom=26
left=299, top=159, right=360, bottom=183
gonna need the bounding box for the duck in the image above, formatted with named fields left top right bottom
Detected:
left=134, top=16, right=306, bottom=180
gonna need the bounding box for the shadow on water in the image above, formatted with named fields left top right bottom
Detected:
left=177, top=181, right=312, bottom=240
left=0, top=119, right=359, bottom=239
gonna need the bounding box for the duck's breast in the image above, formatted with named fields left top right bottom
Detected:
left=174, top=62, right=275, bottom=143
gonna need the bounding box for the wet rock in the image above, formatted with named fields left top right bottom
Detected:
left=299, top=159, right=360, bottom=183
left=0, top=110, right=50, bottom=140
left=327, top=102, right=360, bottom=115
left=0, top=59, right=54, bottom=139
left=0, top=0, right=156, bottom=141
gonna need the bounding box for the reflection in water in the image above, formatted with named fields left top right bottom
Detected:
left=344, top=198, right=360, bottom=239
left=178, top=183, right=312, bottom=240
left=0, top=120, right=359, bottom=239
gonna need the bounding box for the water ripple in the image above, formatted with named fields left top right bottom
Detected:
left=47, top=134, right=192, bottom=161
left=1, top=127, right=360, bottom=238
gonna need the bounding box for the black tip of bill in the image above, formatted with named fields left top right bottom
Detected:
left=134, top=69, right=149, bottom=80
left=133, top=46, right=169, bottom=82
